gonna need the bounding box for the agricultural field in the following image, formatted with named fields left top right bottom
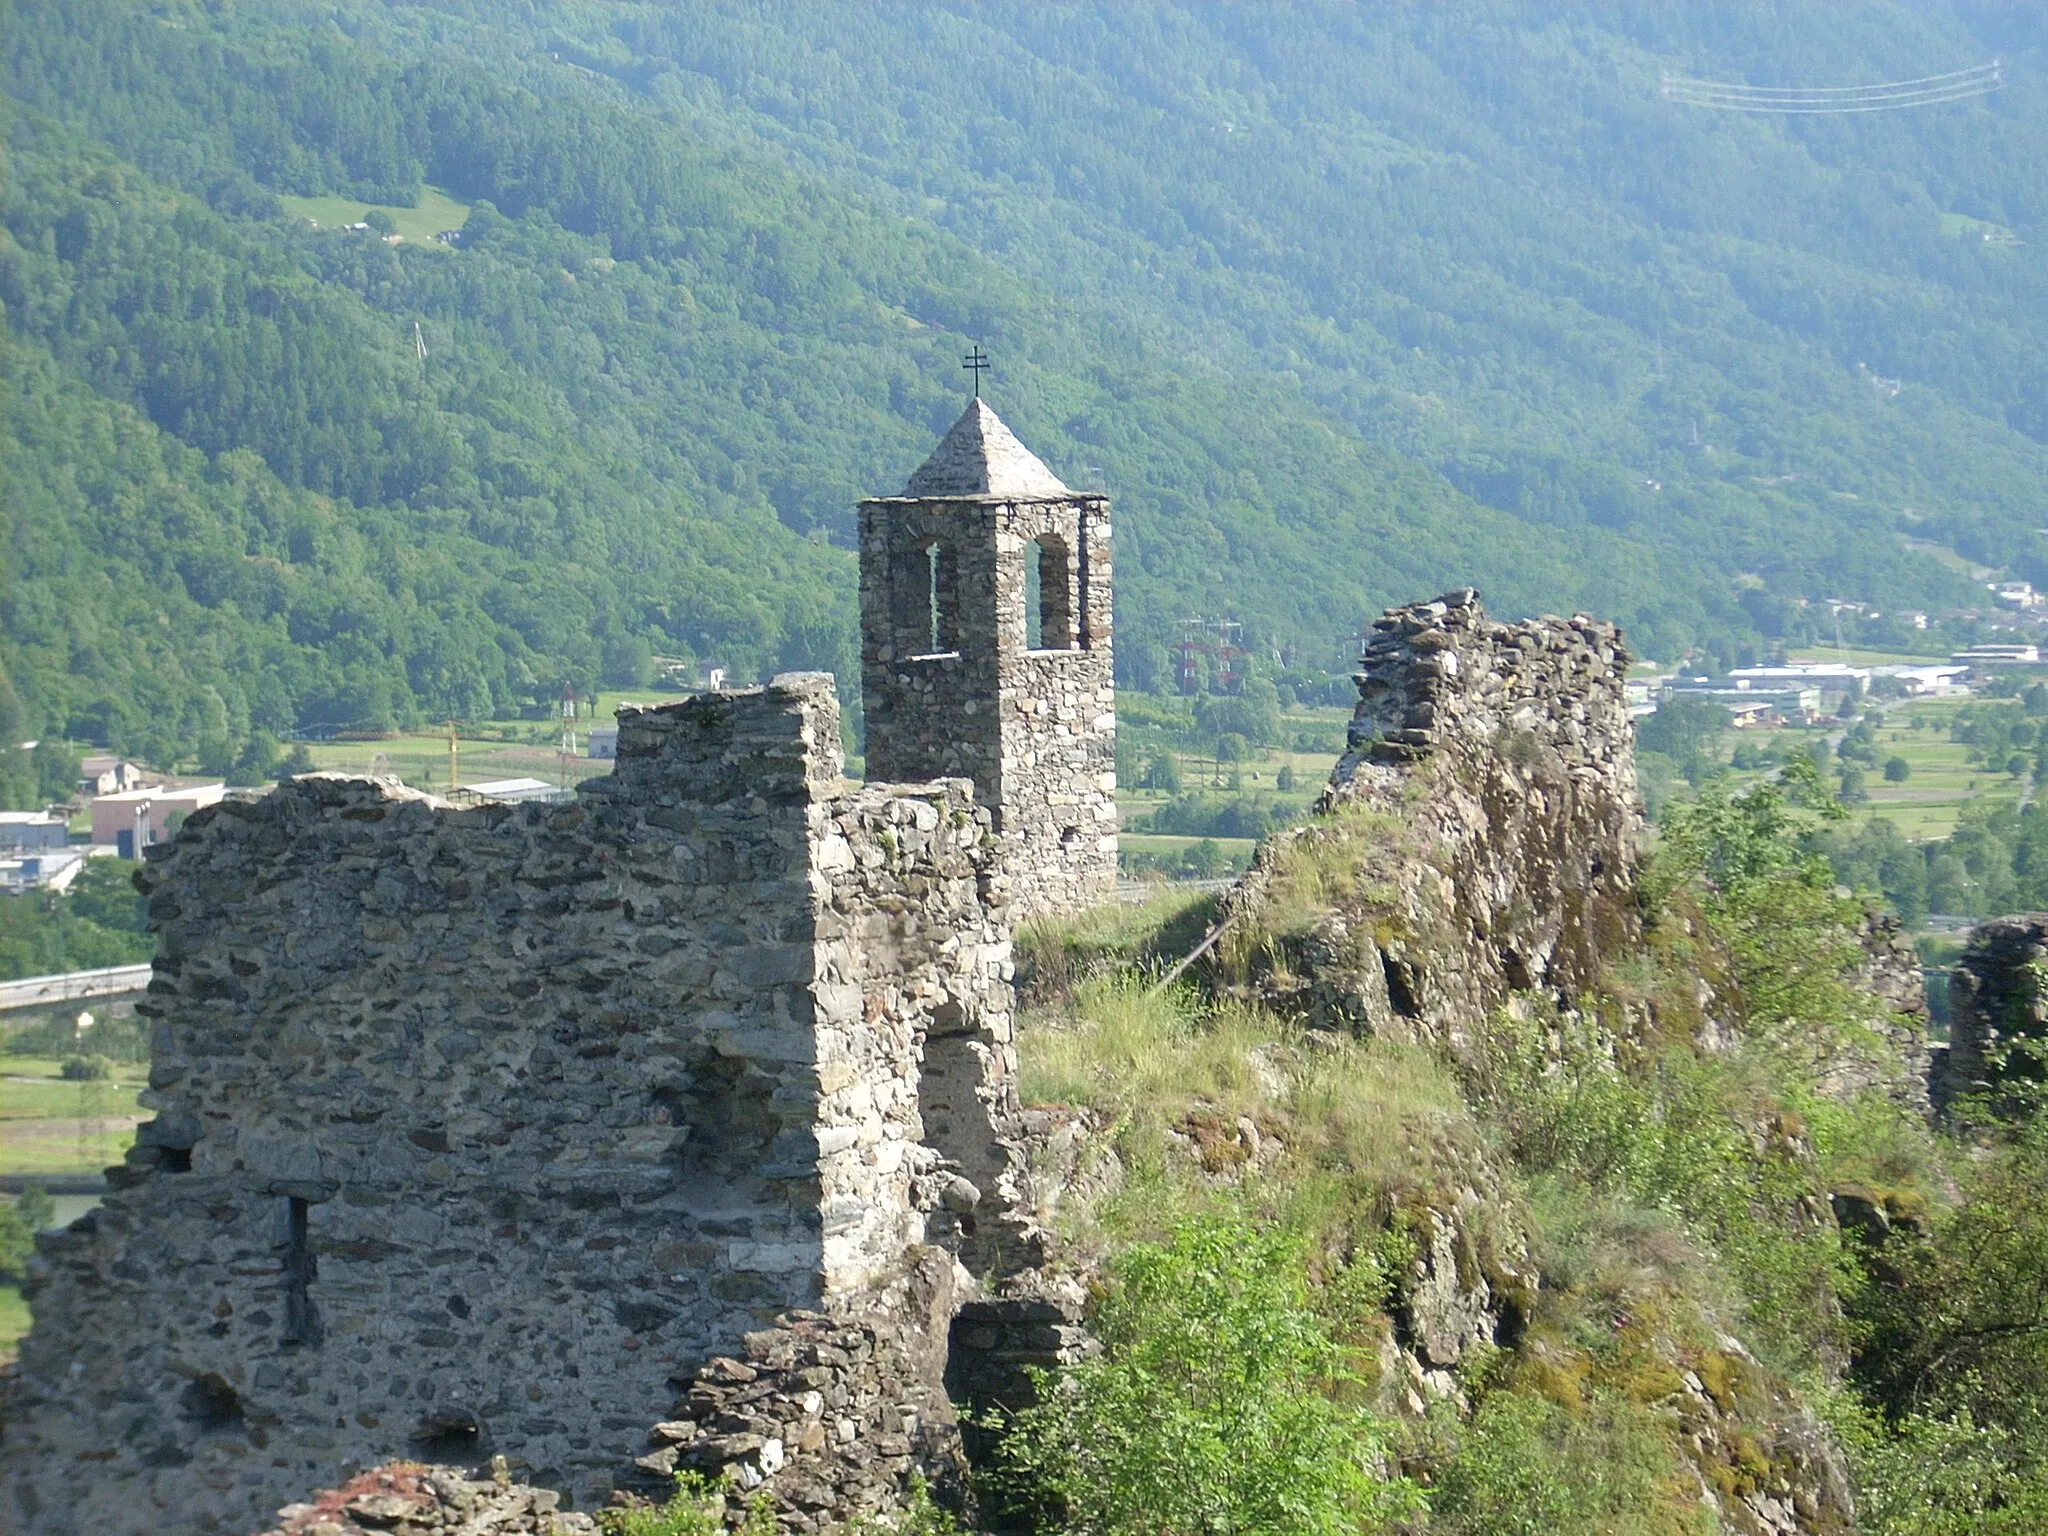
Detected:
left=0, top=1058, right=147, bottom=1177
left=1847, top=702, right=2029, bottom=840
left=276, top=185, right=471, bottom=244
left=1119, top=833, right=1257, bottom=878
left=1115, top=702, right=1350, bottom=879
left=1720, top=695, right=2029, bottom=843
left=292, top=686, right=705, bottom=794
left=0, top=1056, right=148, bottom=1361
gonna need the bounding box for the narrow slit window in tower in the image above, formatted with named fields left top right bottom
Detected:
left=282, top=1195, right=321, bottom=1347
left=920, top=540, right=957, bottom=655
left=1024, top=540, right=1045, bottom=649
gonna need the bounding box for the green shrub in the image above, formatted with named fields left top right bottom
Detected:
left=597, top=1473, right=774, bottom=1536
left=0, top=1188, right=53, bottom=1284
left=984, top=1211, right=1420, bottom=1535
left=1825, top=1393, right=2048, bottom=1536
left=0, top=1204, right=33, bottom=1286
left=59, top=1054, right=114, bottom=1081
left=1429, top=1389, right=1704, bottom=1536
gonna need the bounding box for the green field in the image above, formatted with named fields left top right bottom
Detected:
left=1716, top=695, right=2028, bottom=843
left=1121, top=832, right=1258, bottom=857
left=1939, top=210, right=2019, bottom=243
left=0, top=1059, right=147, bottom=1177
left=302, top=727, right=589, bottom=793
left=1846, top=698, right=2028, bottom=841
left=278, top=184, right=470, bottom=244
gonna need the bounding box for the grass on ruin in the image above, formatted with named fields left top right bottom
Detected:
left=1014, top=889, right=1218, bottom=1002
left=1017, top=951, right=1481, bottom=1256
left=1011, top=921, right=1754, bottom=1530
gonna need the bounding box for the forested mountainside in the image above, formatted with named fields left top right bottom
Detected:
left=3, top=1, right=2046, bottom=768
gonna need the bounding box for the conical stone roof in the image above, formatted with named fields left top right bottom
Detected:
left=902, top=398, right=1072, bottom=498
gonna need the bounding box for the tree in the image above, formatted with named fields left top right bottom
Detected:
left=1143, top=751, right=1182, bottom=793
left=1636, top=698, right=1730, bottom=766
left=0, top=665, right=39, bottom=811
left=1884, top=756, right=1911, bottom=783
left=32, top=741, right=80, bottom=804
left=361, top=208, right=396, bottom=235
left=66, top=859, right=147, bottom=934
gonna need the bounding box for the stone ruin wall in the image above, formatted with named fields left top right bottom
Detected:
left=3, top=675, right=1027, bottom=1536
left=7, top=581, right=1955, bottom=1536
left=1221, top=588, right=1644, bottom=1046
left=859, top=495, right=1117, bottom=921
left=1937, top=914, right=2048, bottom=1111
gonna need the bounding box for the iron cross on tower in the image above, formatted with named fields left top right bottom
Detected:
left=962, top=346, right=989, bottom=398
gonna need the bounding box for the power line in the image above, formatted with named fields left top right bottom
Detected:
left=1662, top=59, right=2004, bottom=113
left=1673, top=62, right=1996, bottom=96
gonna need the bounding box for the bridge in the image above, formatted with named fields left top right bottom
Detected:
left=0, top=963, right=151, bottom=1015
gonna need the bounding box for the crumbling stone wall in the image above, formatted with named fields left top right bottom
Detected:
left=3, top=676, right=1024, bottom=1536
left=1830, top=911, right=1932, bottom=1114
left=1218, top=589, right=1641, bottom=1047
left=860, top=492, right=1116, bottom=920
left=1937, top=914, right=2048, bottom=1111
left=631, top=1247, right=972, bottom=1529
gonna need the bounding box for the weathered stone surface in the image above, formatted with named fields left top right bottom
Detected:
left=1827, top=909, right=1932, bottom=1113
left=257, top=1461, right=596, bottom=1535
left=2, top=678, right=1029, bottom=1536
left=861, top=402, right=1116, bottom=920
left=901, top=399, right=1071, bottom=500
left=1216, top=589, right=1641, bottom=1048
left=613, top=1247, right=977, bottom=1531
left=1936, top=913, right=2048, bottom=1111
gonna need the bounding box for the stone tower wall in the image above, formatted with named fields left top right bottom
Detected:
left=3, top=677, right=1020, bottom=1536
left=859, top=494, right=1116, bottom=919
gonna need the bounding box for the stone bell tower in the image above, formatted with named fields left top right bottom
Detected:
left=860, top=398, right=1116, bottom=916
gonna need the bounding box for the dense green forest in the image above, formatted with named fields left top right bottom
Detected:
left=3, top=1, right=2046, bottom=774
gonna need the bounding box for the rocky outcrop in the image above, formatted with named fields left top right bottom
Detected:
left=1211, top=589, right=1640, bottom=1049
